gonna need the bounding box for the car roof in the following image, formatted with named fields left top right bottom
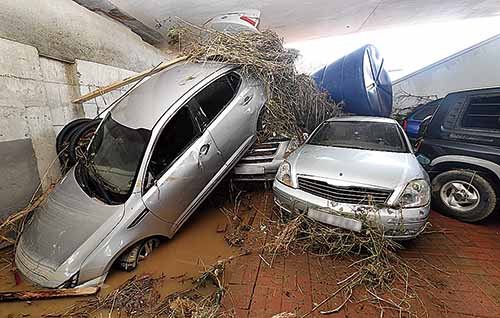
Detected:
left=111, top=61, right=236, bottom=129
left=326, top=116, right=399, bottom=124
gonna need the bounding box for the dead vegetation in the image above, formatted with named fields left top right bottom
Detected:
left=220, top=192, right=438, bottom=317
left=264, top=209, right=423, bottom=316
left=175, top=22, right=341, bottom=141
left=60, top=258, right=234, bottom=318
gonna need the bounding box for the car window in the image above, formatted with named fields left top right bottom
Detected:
left=80, top=115, right=151, bottom=203
left=308, top=121, right=408, bottom=153
left=195, top=72, right=241, bottom=126
left=462, top=95, right=500, bottom=130
left=412, top=102, right=439, bottom=120
left=147, top=107, right=199, bottom=182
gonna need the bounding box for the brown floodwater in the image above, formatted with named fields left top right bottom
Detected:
left=0, top=198, right=238, bottom=317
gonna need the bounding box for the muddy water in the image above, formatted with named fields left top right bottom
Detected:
left=0, top=201, right=237, bottom=317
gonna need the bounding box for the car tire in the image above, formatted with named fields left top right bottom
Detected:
left=68, top=119, right=101, bottom=165
left=116, top=238, right=160, bottom=272
left=56, top=118, right=91, bottom=155
left=56, top=118, right=91, bottom=171
left=432, top=170, right=496, bottom=222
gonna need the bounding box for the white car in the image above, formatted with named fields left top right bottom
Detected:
left=273, top=116, right=431, bottom=239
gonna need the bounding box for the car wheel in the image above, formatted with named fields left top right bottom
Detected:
left=68, top=119, right=101, bottom=165
left=56, top=118, right=91, bottom=154
left=56, top=118, right=91, bottom=170
left=432, top=170, right=496, bottom=222
left=116, top=238, right=160, bottom=272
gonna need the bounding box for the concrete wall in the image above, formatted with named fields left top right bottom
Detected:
left=0, top=0, right=171, bottom=222
left=76, top=60, right=136, bottom=118
left=0, top=37, right=143, bottom=222
left=0, top=0, right=167, bottom=73
left=0, top=38, right=57, bottom=220
left=392, top=34, right=500, bottom=111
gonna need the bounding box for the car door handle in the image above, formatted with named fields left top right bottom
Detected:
left=242, top=95, right=253, bottom=105
left=199, top=143, right=210, bottom=156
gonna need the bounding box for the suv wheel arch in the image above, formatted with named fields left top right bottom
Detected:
left=430, top=160, right=500, bottom=193
left=430, top=156, right=500, bottom=181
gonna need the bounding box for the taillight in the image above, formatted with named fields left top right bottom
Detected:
left=240, top=15, right=257, bottom=26
left=402, top=119, right=408, bottom=131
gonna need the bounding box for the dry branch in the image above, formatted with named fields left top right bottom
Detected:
left=0, top=287, right=98, bottom=302
left=72, top=56, right=189, bottom=104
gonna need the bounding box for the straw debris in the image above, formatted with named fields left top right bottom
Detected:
left=60, top=258, right=234, bottom=318
left=263, top=207, right=432, bottom=317
left=175, top=22, right=341, bottom=141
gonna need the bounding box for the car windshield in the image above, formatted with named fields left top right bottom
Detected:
left=307, top=121, right=408, bottom=153
left=79, top=114, right=151, bottom=204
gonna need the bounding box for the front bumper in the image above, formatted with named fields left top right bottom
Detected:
left=273, top=180, right=429, bottom=240
left=15, top=239, right=73, bottom=288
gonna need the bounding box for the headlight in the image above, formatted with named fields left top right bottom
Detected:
left=398, top=179, right=430, bottom=208
left=60, top=271, right=79, bottom=288
left=276, top=160, right=294, bottom=187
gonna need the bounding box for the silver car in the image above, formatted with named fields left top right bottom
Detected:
left=16, top=62, right=266, bottom=288
left=273, top=116, right=430, bottom=239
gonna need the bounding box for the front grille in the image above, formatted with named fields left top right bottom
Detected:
left=297, top=177, right=392, bottom=205
left=240, top=142, right=280, bottom=163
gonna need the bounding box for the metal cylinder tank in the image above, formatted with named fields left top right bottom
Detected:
left=312, top=44, right=393, bottom=117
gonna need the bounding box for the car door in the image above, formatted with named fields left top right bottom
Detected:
left=194, top=71, right=265, bottom=164
left=141, top=103, right=223, bottom=228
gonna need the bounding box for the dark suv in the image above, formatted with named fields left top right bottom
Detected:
left=417, top=87, right=500, bottom=222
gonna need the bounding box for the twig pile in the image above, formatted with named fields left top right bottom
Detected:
left=61, top=274, right=164, bottom=317
left=155, top=260, right=229, bottom=318
left=176, top=24, right=341, bottom=141
left=263, top=208, right=431, bottom=316
left=60, top=259, right=233, bottom=318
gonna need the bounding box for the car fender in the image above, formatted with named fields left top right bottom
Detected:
left=78, top=194, right=172, bottom=285
left=430, top=155, right=500, bottom=180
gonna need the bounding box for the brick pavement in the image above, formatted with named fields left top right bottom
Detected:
left=222, top=191, right=500, bottom=318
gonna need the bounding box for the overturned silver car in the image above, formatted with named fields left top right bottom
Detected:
left=16, top=61, right=266, bottom=288
left=273, top=116, right=430, bottom=239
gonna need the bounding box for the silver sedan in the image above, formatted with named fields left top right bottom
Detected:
left=16, top=61, right=266, bottom=288
left=273, top=116, right=430, bottom=239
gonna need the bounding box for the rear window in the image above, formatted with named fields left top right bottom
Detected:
left=462, top=95, right=500, bottom=130
left=412, top=100, right=440, bottom=120
left=308, top=121, right=408, bottom=153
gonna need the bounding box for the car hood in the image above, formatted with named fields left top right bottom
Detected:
left=290, top=144, right=423, bottom=190
left=18, top=167, right=124, bottom=273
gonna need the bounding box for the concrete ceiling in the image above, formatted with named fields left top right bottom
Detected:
left=105, top=0, right=500, bottom=44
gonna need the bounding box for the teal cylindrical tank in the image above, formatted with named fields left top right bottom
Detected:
left=312, top=44, right=393, bottom=117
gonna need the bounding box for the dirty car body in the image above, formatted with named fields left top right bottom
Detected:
left=273, top=116, right=430, bottom=239
left=16, top=62, right=266, bottom=288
